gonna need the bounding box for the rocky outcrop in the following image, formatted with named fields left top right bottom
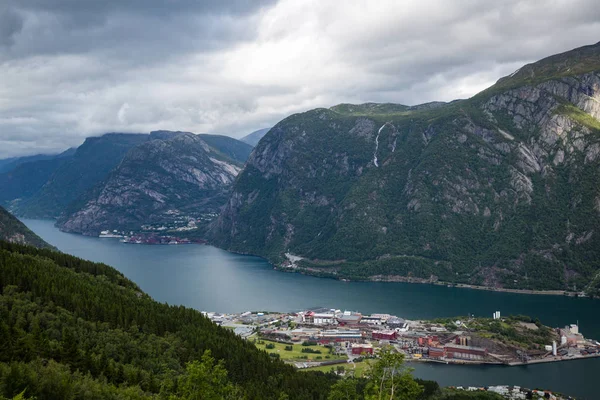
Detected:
left=58, top=133, right=243, bottom=235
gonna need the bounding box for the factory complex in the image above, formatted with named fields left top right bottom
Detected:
left=203, top=307, right=600, bottom=368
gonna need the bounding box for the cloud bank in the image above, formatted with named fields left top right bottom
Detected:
left=1, top=0, right=599, bottom=157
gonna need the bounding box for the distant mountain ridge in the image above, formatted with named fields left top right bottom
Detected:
left=241, top=128, right=271, bottom=146
left=12, top=133, right=150, bottom=218
left=0, top=148, right=75, bottom=174
left=0, top=206, right=52, bottom=248
left=1, top=131, right=252, bottom=226
left=57, top=132, right=250, bottom=235
left=210, top=42, right=600, bottom=295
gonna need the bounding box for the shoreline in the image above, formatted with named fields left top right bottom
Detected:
left=46, top=221, right=593, bottom=298
left=407, top=352, right=600, bottom=367
left=274, top=265, right=590, bottom=298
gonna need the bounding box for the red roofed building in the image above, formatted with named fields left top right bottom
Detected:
left=351, top=343, right=374, bottom=355
left=372, top=330, right=397, bottom=341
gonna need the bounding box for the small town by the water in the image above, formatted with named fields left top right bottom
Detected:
left=198, top=308, right=598, bottom=399
left=205, top=307, right=600, bottom=369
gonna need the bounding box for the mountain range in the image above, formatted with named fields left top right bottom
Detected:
left=3, top=42, right=600, bottom=295
left=211, top=42, right=600, bottom=294
left=0, top=148, right=76, bottom=174
left=0, top=131, right=253, bottom=235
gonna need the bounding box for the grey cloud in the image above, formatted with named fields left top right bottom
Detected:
left=2, top=0, right=275, bottom=63
left=1, top=0, right=600, bottom=158
left=0, top=6, right=24, bottom=46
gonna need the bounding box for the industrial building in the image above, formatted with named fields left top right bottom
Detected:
left=351, top=343, right=374, bottom=355
left=372, top=330, right=397, bottom=341
left=337, top=311, right=362, bottom=325
left=387, top=317, right=409, bottom=331
left=319, top=329, right=363, bottom=344
left=361, top=315, right=387, bottom=325
left=444, top=344, right=488, bottom=360
left=428, top=347, right=445, bottom=359
left=456, top=336, right=471, bottom=346
left=418, top=336, right=435, bottom=346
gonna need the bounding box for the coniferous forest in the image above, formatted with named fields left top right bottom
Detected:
left=0, top=241, right=504, bottom=399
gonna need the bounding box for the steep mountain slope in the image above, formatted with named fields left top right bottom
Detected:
left=0, top=207, right=52, bottom=248
left=0, top=157, right=70, bottom=207
left=58, top=133, right=245, bottom=235
left=14, top=133, right=149, bottom=218
left=211, top=42, right=600, bottom=294
left=241, top=127, right=271, bottom=146
left=0, top=148, right=75, bottom=174
left=199, top=133, right=254, bottom=163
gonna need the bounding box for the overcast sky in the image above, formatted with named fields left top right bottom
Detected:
left=0, top=0, right=599, bottom=158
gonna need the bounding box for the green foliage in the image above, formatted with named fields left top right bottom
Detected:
left=301, top=348, right=322, bottom=354
left=173, top=350, right=242, bottom=400
left=327, top=378, right=360, bottom=400
left=0, top=241, right=338, bottom=399
left=555, top=104, right=600, bottom=131
left=436, top=389, right=504, bottom=399
left=364, top=347, right=423, bottom=400
left=198, top=134, right=254, bottom=164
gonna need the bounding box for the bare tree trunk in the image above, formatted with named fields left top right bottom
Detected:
left=379, top=368, right=387, bottom=400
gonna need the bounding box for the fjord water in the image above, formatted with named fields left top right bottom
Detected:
left=24, top=219, right=600, bottom=399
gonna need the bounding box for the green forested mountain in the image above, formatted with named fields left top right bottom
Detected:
left=56, top=133, right=249, bottom=236
left=0, top=207, right=52, bottom=249
left=0, top=148, right=75, bottom=174
left=211, top=42, right=600, bottom=294
left=198, top=133, right=254, bottom=164
left=0, top=158, right=70, bottom=207
left=0, top=241, right=339, bottom=399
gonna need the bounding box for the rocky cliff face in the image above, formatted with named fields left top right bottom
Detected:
left=58, top=133, right=244, bottom=235
left=211, top=42, right=600, bottom=293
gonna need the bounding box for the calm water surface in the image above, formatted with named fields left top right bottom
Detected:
left=23, top=219, right=600, bottom=399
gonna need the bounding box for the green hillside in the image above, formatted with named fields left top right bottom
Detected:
left=0, top=207, right=52, bottom=249
left=0, top=241, right=338, bottom=399
left=211, top=42, right=600, bottom=295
